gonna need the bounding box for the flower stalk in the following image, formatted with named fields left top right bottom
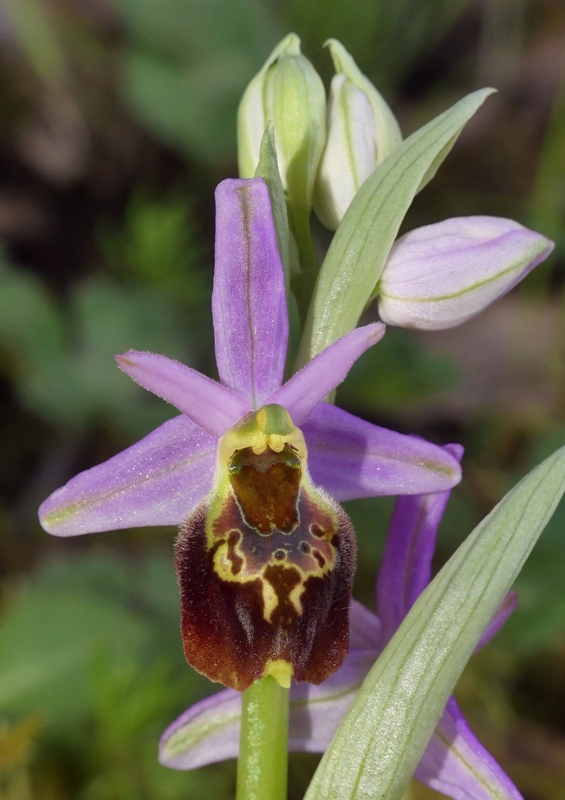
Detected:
left=288, top=203, right=320, bottom=323
left=236, top=677, right=289, bottom=800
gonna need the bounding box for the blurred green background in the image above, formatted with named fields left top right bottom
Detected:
left=0, top=0, right=564, bottom=798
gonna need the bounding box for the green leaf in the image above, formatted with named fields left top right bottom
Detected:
left=3, top=0, right=66, bottom=82
left=531, top=68, right=565, bottom=264
left=305, top=443, right=565, bottom=800
left=0, top=253, right=193, bottom=435
left=123, top=51, right=248, bottom=162
left=297, top=88, right=495, bottom=366
left=118, top=0, right=276, bottom=64
left=100, top=189, right=207, bottom=308
left=336, top=326, right=458, bottom=415
left=503, top=543, right=565, bottom=653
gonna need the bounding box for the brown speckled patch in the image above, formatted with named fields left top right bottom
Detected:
left=175, top=444, right=357, bottom=691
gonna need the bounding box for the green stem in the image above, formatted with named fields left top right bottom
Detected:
left=236, top=676, right=290, bottom=800
left=289, top=205, right=319, bottom=326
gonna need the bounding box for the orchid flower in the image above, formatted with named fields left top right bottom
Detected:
left=39, top=177, right=461, bottom=692
left=160, top=444, right=523, bottom=800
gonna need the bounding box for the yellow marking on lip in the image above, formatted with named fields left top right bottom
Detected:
left=264, top=659, right=293, bottom=688
left=210, top=408, right=341, bottom=625
left=212, top=536, right=337, bottom=624
left=262, top=579, right=280, bottom=621
left=288, top=579, right=306, bottom=617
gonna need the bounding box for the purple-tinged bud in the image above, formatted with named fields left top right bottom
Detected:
left=377, top=216, right=554, bottom=330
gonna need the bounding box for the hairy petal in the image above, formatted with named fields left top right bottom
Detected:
left=116, top=351, right=249, bottom=436
left=39, top=415, right=216, bottom=535
left=176, top=473, right=357, bottom=691
left=269, top=324, right=385, bottom=426
left=303, top=404, right=462, bottom=500
left=213, top=178, right=288, bottom=407
left=415, top=697, right=524, bottom=800
left=376, top=444, right=463, bottom=642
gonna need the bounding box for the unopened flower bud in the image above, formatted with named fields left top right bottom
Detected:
left=314, top=39, right=402, bottom=230
left=377, top=216, right=554, bottom=330
left=237, top=33, right=326, bottom=218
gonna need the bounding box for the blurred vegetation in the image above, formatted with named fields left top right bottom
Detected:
left=0, top=0, right=564, bottom=798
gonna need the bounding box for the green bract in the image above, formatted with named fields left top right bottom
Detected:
left=254, top=124, right=297, bottom=291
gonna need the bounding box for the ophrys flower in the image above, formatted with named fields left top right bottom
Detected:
left=39, top=178, right=461, bottom=690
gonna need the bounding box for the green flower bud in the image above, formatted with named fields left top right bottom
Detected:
left=314, top=39, right=402, bottom=230
left=237, top=33, right=326, bottom=218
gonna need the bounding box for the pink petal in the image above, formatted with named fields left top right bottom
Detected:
left=268, top=324, right=385, bottom=426
left=212, top=178, right=288, bottom=408
left=349, top=598, right=381, bottom=649
left=159, top=688, right=241, bottom=770
left=415, top=697, right=524, bottom=799
left=475, top=591, right=518, bottom=652
left=376, top=444, right=463, bottom=642
left=303, top=403, right=462, bottom=500
left=116, top=350, right=249, bottom=436
left=39, top=415, right=216, bottom=535
left=379, top=216, right=554, bottom=330
left=159, top=648, right=378, bottom=770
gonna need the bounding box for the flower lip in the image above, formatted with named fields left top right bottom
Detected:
left=175, top=425, right=357, bottom=691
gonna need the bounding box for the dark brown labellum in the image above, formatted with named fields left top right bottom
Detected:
left=175, top=444, right=356, bottom=692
